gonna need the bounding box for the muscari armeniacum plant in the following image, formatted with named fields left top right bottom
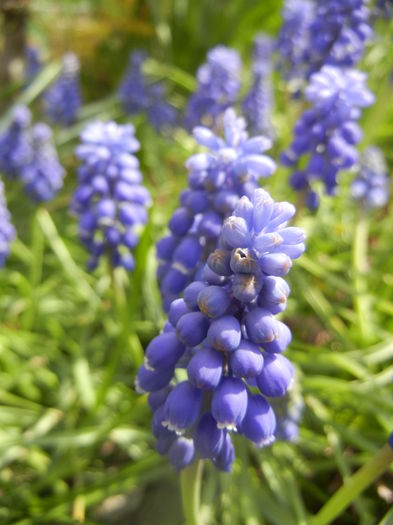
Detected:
left=71, top=120, right=151, bottom=271
left=275, top=0, right=315, bottom=90
left=0, top=105, right=32, bottom=178
left=0, top=177, right=15, bottom=268
left=184, top=46, right=242, bottom=130
left=302, top=0, right=373, bottom=79
left=118, top=51, right=177, bottom=133
left=44, top=52, right=82, bottom=126
left=19, top=123, right=65, bottom=202
left=157, top=108, right=276, bottom=310
left=136, top=187, right=305, bottom=470
left=281, top=65, right=375, bottom=209
left=243, top=33, right=276, bottom=139
left=351, top=146, right=390, bottom=209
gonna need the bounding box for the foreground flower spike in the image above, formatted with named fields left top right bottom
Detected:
left=71, top=121, right=151, bottom=271
left=136, top=188, right=305, bottom=471
left=276, top=0, right=314, bottom=89
left=184, top=46, right=242, bottom=129
left=351, top=147, right=390, bottom=209
left=281, top=66, right=375, bottom=208
left=0, top=106, right=32, bottom=178
left=45, top=53, right=82, bottom=126
left=0, top=178, right=15, bottom=267
left=243, top=34, right=275, bottom=138
left=157, top=108, right=276, bottom=309
left=19, top=123, right=65, bottom=202
left=304, top=0, right=372, bottom=78
left=118, top=51, right=177, bottom=132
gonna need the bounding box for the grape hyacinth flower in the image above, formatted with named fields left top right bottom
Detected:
left=136, top=188, right=305, bottom=471
left=275, top=0, right=314, bottom=89
left=45, top=53, right=82, bottom=126
left=303, top=0, right=372, bottom=78
left=351, top=146, right=390, bottom=208
left=281, top=66, right=375, bottom=208
left=0, top=105, right=32, bottom=178
left=118, top=51, right=177, bottom=132
left=184, top=46, right=242, bottom=130
left=0, top=178, right=15, bottom=268
left=19, top=123, right=65, bottom=202
left=157, top=108, right=276, bottom=310
left=243, top=34, right=275, bottom=138
left=71, top=121, right=151, bottom=271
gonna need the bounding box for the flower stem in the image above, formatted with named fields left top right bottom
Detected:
left=352, top=208, right=371, bottom=343
left=180, top=460, right=204, bottom=525
left=310, top=441, right=393, bottom=525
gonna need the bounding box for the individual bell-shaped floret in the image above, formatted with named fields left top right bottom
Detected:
left=187, top=346, right=223, bottom=390
left=194, top=412, right=225, bottom=459
left=240, top=393, right=276, bottom=447
left=163, top=381, right=203, bottom=434
left=211, top=377, right=248, bottom=430
left=256, top=353, right=294, bottom=397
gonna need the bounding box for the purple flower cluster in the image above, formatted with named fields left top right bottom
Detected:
left=243, top=34, right=275, bottom=138
left=19, top=123, right=65, bottom=202
left=0, top=106, right=64, bottom=202
left=281, top=66, right=375, bottom=208
left=136, top=188, right=305, bottom=471
left=45, top=53, right=82, bottom=126
left=157, top=108, right=276, bottom=310
left=71, top=121, right=151, bottom=271
left=118, top=51, right=177, bottom=132
left=304, top=0, right=372, bottom=77
left=0, top=106, right=32, bottom=178
left=276, top=0, right=315, bottom=89
left=0, top=178, right=15, bottom=268
left=351, top=146, right=390, bottom=208
left=184, top=46, right=242, bottom=130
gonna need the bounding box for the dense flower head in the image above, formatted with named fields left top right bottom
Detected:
left=19, top=123, right=65, bottom=201
left=276, top=0, right=315, bottom=88
left=44, top=52, right=82, bottom=126
left=0, top=105, right=32, bottom=178
left=281, top=66, right=375, bottom=207
left=184, top=46, right=242, bottom=130
left=136, top=188, right=305, bottom=471
left=157, top=108, right=276, bottom=309
left=118, top=51, right=177, bottom=132
left=0, top=178, right=15, bottom=268
left=71, top=120, right=151, bottom=271
left=304, top=0, right=372, bottom=77
left=351, top=146, right=390, bottom=208
left=243, top=33, right=275, bottom=138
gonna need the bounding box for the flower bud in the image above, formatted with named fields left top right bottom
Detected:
left=222, top=216, right=250, bottom=248
left=135, top=364, right=173, bottom=393
left=145, top=332, right=185, bottom=371
left=230, top=340, right=264, bottom=378
left=163, top=381, right=202, bottom=433
left=256, top=354, right=294, bottom=397
left=187, top=346, right=223, bottom=390
left=207, top=315, right=242, bottom=352
left=169, top=207, right=194, bottom=236
left=173, top=236, right=202, bottom=270
left=207, top=249, right=232, bottom=276
left=232, top=272, right=263, bottom=303
left=156, top=235, right=178, bottom=261
left=194, top=412, right=224, bottom=459
left=251, top=188, right=274, bottom=232
left=212, top=377, right=248, bottom=430
left=262, top=321, right=292, bottom=353
left=184, top=281, right=207, bottom=310
left=260, top=253, right=292, bottom=276
left=245, top=308, right=277, bottom=344
left=176, top=312, right=210, bottom=347
left=161, top=268, right=188, bottom=295
left=230, top=248, right=259, bottom=274
left=240, top=393, right=276, bottom=447
left=213, top=432, right=235, bottom=472
left=168, top=298, right=190, bottom=326
left=168, top=437, right=196, bottom=470
left=197, top=286, right=231, bottom=318
left=199, top=211, right=223, bottom=239
left=258, top=276, right=289, bottom=314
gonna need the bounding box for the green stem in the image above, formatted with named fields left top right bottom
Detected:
left=181, top=460, right=203, bottom=525
left=310, top=442, right=393, bottom=525
left=352, top=208, right=371, bottom=343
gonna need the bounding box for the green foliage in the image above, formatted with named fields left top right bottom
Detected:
left=0, top=1, right=393, bottom=524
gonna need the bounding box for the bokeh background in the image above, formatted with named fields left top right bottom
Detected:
left=0, top=1, right=393, bottom=524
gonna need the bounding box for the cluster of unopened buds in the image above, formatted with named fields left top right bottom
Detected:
left=136, top=188, right=305, bottom=471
